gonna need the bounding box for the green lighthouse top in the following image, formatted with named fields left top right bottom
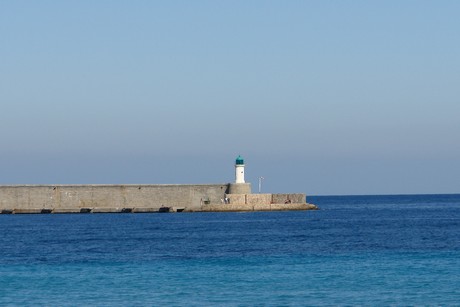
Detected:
left=235, top=155, right=244, bottom=165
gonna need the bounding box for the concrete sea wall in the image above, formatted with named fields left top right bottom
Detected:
left=0, top=184, right=228, bottom=213
left=0, top=184, right=316, bottom=213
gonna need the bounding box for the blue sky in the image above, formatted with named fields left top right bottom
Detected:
left=1, top=1, right=459, bottom=195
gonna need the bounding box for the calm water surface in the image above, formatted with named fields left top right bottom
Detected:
left=1, top=194, right=459, bottom=305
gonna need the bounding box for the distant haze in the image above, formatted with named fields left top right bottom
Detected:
left=1, top=2, right=459, bottom=195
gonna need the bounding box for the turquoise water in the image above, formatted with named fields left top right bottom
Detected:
left=1, top=194, right=459, bottom=305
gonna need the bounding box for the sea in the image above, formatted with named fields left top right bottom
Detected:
left=0, top=194, right=459, bottom=306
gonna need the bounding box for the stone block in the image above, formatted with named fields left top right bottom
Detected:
left=246, top=194, right=272, bottom=205
left=271, top=194, right=306, bottom=204
left=227, top=194, right=246, bottom=204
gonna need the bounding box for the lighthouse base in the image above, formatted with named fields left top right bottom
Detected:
left=228, top=183, right=251, bottom=194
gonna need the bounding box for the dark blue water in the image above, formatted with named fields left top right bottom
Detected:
left=1, top=194, right=459, bottom=305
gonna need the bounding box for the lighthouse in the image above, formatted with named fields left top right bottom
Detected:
left=235, top=155, right=245, bottom=183
left=228, top=155, right=251, bottom=194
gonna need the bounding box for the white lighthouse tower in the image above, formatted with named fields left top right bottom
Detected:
left=228, top=155, right=251, bottom=194
left=235, top=155, right=245, bottom=183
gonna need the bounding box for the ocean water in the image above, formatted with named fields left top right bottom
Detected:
left=0, top=194, right=459, bottom=306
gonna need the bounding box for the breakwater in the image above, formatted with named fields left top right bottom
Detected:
left=0, top=184, right=317, bottom=214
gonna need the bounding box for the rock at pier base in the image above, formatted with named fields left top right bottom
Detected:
left=53, top=208, right=81, bottom=214
left=13, top=208, right=43, bottom=214
left=132, top=207, right=161, bottom=213
left=92, top=207, right=122, bottom=213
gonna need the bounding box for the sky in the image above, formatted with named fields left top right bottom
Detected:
left=1, top=1, right=459, bottom=195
